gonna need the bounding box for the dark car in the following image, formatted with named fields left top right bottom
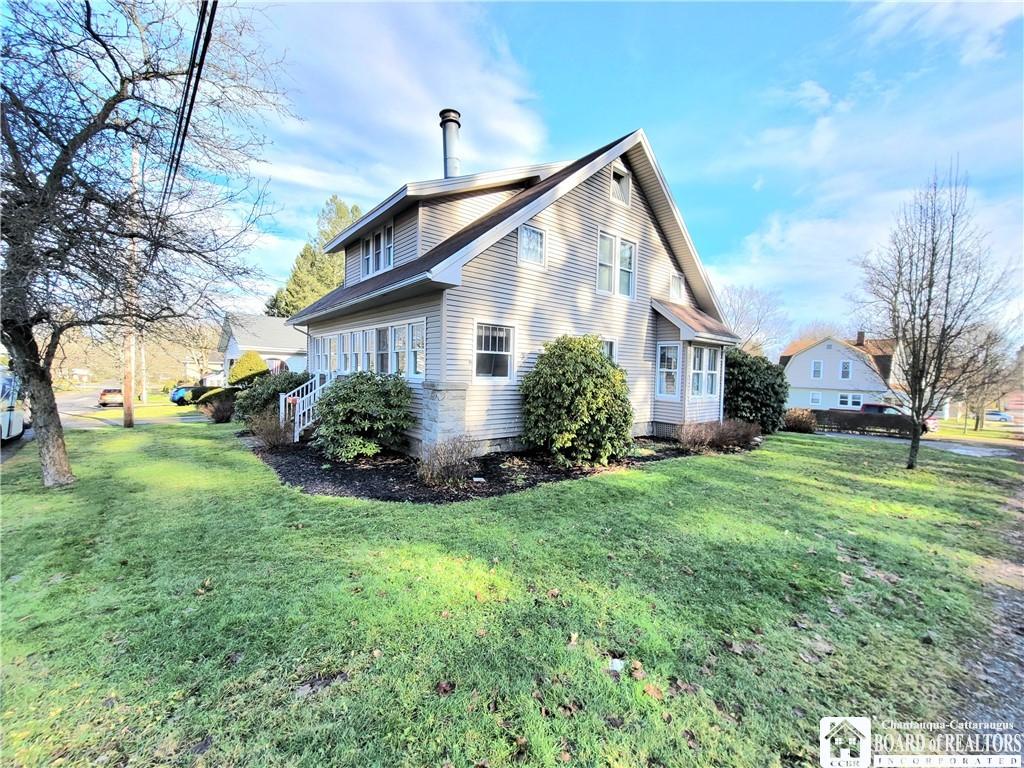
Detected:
left=98, top=388, right=123, bottom=407
left=860, top=403, right=937, bottom=433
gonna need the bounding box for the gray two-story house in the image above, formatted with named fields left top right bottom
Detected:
left=283, top=110, right=738, bottom=454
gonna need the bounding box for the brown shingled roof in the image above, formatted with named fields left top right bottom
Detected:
left=289, top=133, right=633, bottom=324
left=655, top=299, right=739, bottom=340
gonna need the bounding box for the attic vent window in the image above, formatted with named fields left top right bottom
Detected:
left=611, top=167, right=631, bottom=206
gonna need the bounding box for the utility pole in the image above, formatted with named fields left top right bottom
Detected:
left=123, top=143, right=139, bottom=428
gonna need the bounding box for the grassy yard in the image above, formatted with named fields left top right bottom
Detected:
left=931, top=419, right=1022, bottom=444
left=97, top=402, right=200, bottom=422
left=1, top=425, right=1019, bottom=767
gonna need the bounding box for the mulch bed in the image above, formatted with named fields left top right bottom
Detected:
left=253, top=438, right=691, bottom=504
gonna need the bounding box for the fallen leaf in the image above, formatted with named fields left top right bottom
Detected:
left=643, top=683, right=664, bottom=701
left=798, top=651, right=821, bottom=665
left=476, top=628, right=488, bottom=638
left=440, top=610, right=451, bottom=619
left=630, top=660, right=646, bottom=680
left=435, top=680, right=455, bottom=696
left=372, top=649, right=382, bottom=658
left=567, top=633, right=578, bottom=648
left=661, top=711, right=673, bottom=723
left=605, top=715, right=623, bottom=728
left=684, top=730, right=699, bottom=749
left=809, top=639, right=834, bottom=656
left=547, top=588, right=561, bottom=599
left=559, top=750, right=571, bottom=762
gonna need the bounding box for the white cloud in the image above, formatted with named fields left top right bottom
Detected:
left=752, top=175, right=764, bottom=192
left=859, top=2, right=1024, bottom=65
left=791, top=80, right=832, bottom=112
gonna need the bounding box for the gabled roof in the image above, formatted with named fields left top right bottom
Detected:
left=221, top=313, right=307, bottom=354
left=323, top=162, right=569, bottom=253
left=778, top=335, right=895, bottom=381
left=652, top=299, right=739, bottom=345
left=289, top=129, right=725, bottom=326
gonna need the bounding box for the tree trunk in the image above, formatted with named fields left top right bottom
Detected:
left=24, top=371, right=76, bottom=486
left=906, top=422, right=922, bottom=470
left=139, top=335, right=148, bottom=404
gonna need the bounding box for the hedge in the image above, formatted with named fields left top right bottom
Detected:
left=723, top=348, right=788, bottom=434
left=811, top=409, right=913, bottom=438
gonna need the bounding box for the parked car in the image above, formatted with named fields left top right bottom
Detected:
left=169, top=386, right=192, bottom=405
left=1, top=372, right=26, bottom=442
left=859, top=403, right=938, bottom=433
left=98, top=388, right=123, bottom=407
left=984, top=410, right=1013, bottom=423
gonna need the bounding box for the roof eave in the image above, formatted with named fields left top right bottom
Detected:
left=287, top=273, right=456, bottom=326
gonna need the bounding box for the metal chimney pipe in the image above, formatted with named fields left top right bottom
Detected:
left=439, top=108, right=461, bottom=178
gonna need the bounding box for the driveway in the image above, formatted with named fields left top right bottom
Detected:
left=818, top=431, right=1021, bottom=459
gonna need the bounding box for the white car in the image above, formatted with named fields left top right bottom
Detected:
left=1, top=373, right=26, bottom=442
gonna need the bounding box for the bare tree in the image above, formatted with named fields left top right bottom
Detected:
left=1, top=1, right=286, bottom=486
left=857, top=168, right=1009, bottom=468
left=957, top=327, right=1019, bottom=431
left=719, top=285, right=790, bottom=355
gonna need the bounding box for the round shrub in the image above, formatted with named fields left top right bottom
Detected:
left=312, top=371, right=414, bottom=462
left=723, top=347, right=788, bottom=434
left=228, top=350, right=270, bottom=387
left=782, top=408, right=817, bottom=433
left=519, top=335, right=633, bottom=466
left=196, top=387, right=239, bottom=423
left=234, top=370, right=310, bottom=423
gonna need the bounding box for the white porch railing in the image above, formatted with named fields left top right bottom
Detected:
left=279, top=372, right=337, bottom=443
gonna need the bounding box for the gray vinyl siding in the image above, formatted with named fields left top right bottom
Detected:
left=303, top=292, right=443, bottom=440
left=418, top=187, right=523, bottom=255
left=443, top=158, right=701, bottom=441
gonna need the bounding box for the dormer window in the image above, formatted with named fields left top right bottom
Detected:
left=610, top=165, right=631, bottom=207
left=360, top=221, right=395, bottom=279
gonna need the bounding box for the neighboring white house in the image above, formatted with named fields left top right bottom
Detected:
left=219, top=314, right=307, bottom=378
left=282, top=110, right=739, bottom=454
left=779, top=333, right=895, bottom=410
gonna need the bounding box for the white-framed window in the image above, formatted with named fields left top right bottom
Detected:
left=518, top=224, right=545, bottom=268
left=840, top=360, right=852, bottom=380
left=600, top=339, right=617, bottom=362
left=690, top=346, right=709, bottom=396
left=390, top=324, right=408, bottom=376
left=339, top=333, right=349, bottom=372
left=670, top=273, right=685, bottom=302
left=361, top=221, right=395, bottom=279
left=838, top=393, right=863, bottom=408
left=704, top=347, right=719, bottom=396
left=362, top=330, right=374, bottom=371
left=810, top=391, right=822, bottom=406
left=266, top=358, right=285, bottom=375
left=610, top=165, right=631, bottom=207
left=349, top=331, right=361, bottom=372
left=376, top=327, right=390, bottom=373
left=311, top=335, right=335, bottom=373
left=410, top=321, right=426, bottom=377
left=596, top=229, right=636, bottom=299
left=811, top=360, right=823, bottom=379
left=475, top=323, right=513, bottom=380
left=656, top=343, right=681, bottom=399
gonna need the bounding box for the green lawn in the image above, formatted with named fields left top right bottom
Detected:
left=931, top=419, right=1022, bottom=444
left=98, top=401, right=199, bottom=421
left=1, top=425, right=1019, bottom=767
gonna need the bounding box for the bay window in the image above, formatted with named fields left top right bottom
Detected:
left=391, top=324, right=408, bottom=376
left=690, top=346, right=720, bottom=397
left=656, top=343, right=680, bottom=399
left=410, top=322, right=425, bottom=376
left=376, top=328, right=390, bottom=373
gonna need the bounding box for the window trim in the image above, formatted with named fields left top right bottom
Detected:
left=610, top=163, right=632, bottom=208
left=689, top=345, right=720, bottom=399
left=669, top=272, right=686, bottom=302
left=656, top=342, right=682, bottom=401
left=517, top=223, right=546, bottom=269
left=473, top=321, right=515, bottom=384
left=809, top=391, right=822, bottom=406
left=811, top=359, right=823, bottom=380
left=595, top=227, right=637, bottom=300
left=839, top=359, right=852, bottom=380
left=838, top=392, right=864, bottom=409
left=599, top=337, right=618, bottom=364
left=360, top=218, right=396, bottom=280
left=331, top=318, right=426, bottom=380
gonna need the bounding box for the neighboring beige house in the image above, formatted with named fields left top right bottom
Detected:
left=778, top=333, right=896, bottom=410
left=219, top=314, right=307, bottom=378
left=283, top=110, right=738, bottom=454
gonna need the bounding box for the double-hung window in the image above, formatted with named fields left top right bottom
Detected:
left=600, top=339, right=616, bottom=362
left=811, top=360, right=823, bottom=379
left=840, top=360, right=852, bottom=380
left=350, top=331, right=361, bottom=372
left=704, top=348, right=719, bottom=396
left=475, top=324, right=513, bottom=380
left=691, top=346, right=705, bottom=396
left=390, top=324, right=408, bottom=376
left=410, top=322, right=425, bottom=376
left=376, top=328, right=390, bottom=373
left=838, top=393, right=863, bottom=408
left=362, top=330, right=374, bottom=371
left=339, top=333, right=349, bottom=372
left=518, top=224, right=545, bottom=267
left=361, top=221, right=395, bottom=279
left=810, top=391, right=822, bottom=406
left=597, top=230, right=636, bottom=299
left=656, top=343, right=680, bottom=399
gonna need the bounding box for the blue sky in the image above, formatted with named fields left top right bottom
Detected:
left=244, top=2, right=1023, bottom=333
